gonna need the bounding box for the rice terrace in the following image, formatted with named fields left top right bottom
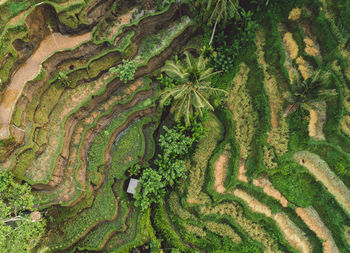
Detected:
left=1, top=0, right=350, bottom=252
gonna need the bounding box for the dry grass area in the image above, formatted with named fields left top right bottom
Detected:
left=296, top=207, right=340, bottom=253
left=294, top=151, right=350, bottom=214
left=253, top=178, right=288, bottom=207
left=283, top=32, right=299, bottom=60
left=288, top=8, right=302, bottom=21
left=308, top=102, right=326, bottom=140
left=304, top=37, right=320, bottom=56
left=341, top=115, right=350, bottom=137
left=296, top=57, right=312, bottom=80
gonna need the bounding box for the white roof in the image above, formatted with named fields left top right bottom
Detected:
left=127, top=178, right=139, bottom=195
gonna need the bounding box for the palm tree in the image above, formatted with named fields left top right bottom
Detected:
left=159, top=52, right=226, bottom=125
left=284, top=70, right=337, bottom=117
left=205, top=0, right=240, bottom=45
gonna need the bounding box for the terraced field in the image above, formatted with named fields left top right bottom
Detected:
left=1, top=0, right=350, bottom=252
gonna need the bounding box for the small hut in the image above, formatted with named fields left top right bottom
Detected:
left=127, top=178, right=139, bottom=195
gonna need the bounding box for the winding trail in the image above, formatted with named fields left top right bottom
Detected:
left=0, top=32, right=90, bottom=139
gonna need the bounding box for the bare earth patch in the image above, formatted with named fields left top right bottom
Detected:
left=109, top=8, right=136, bottom=40
left=237, top=162, right=248, bottom=183
left=253, top=178, right=288, bottom=207
left=296, top=207, right=340, bottom=253
left=233, top=189, right=272, bottom=217
left=214, top=152, right=228, bottom=193
left=294, top=151, right=350, bottom=214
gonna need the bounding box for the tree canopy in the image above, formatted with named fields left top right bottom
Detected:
left=0, top=172, right=46, bottom=252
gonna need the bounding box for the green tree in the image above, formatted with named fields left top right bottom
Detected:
left=110, top=59, right=137, bottom=83
left=284, top=70, right=337, bottom=116
left=159, top=52, right=225, bottom=125
left=0, top=172, right=46, bottom=252
left=205, top=0, right=240, bottom=45
left=134, top=169, right=166, bottom=211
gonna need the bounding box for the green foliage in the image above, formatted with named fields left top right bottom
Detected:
left=113, top=59, right=137, bottom=83
left=8, top=1, right=27, bottom=16
left=134, top=169, right=166, bottom=211
left=156, top=158, right=186, bottom=187
left=152, top=204, right=190, bottom=252
left=0, top=172, right=46, bottom=252
left=157, top=73, right=178, bottom=89
left=57, top=71, right=72, bottom=87
left=159, top=51, right=225, bottom=125
left=210, top=8, right=258, bottom=72
left=158, top=126, right=194, bottom=159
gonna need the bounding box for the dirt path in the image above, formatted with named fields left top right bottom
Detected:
left=0, top=32, right=90, bottom=139
left=294, top=151, right=350, bottom=214
left=296, top=207, right=339, bottom=253
left=214, top=152, right=228, bottom=193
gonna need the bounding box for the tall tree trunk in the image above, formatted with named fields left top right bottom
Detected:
left=209, top=18, right=218, bottom=45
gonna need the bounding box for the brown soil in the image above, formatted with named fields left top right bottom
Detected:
left=253, top=178, right=288, bottom=207
left=214, top=152, right=228, bottom=193
left=237, top=162, right=248, bottom=183
left=108, top=8, right=136, bottom=39
left=296, top=207, right=339, bottom=253
left=233, top=189, right=272, bottom=217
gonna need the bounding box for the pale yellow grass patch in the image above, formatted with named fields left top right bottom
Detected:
left=288, top=8, right=302, bottom=21
left=308, top=109, right=318, bottom=137
left=304, top=37, right=320, bottom=56
left=296, top=57, right=311, bottom=80
left=283, top=32, right=299, bottom=59
left=341, top=115, right=350, bottom=137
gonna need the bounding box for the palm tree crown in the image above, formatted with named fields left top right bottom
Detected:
left=205, top=0, right=240, bottom=45
left=159, top=52, right=225, bottom=125
left=284, top=70, right=337, bottom=116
